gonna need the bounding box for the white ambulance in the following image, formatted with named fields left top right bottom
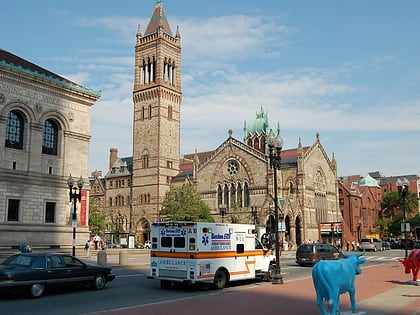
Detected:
left=148, top=221, right=277, bottom=289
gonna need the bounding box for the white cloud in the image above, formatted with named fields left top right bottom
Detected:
left=64, top=72, right=91, bottom=85
left=174, top=15, right=291, bottom=62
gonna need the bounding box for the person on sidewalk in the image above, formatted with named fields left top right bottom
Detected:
left=93, top=234, right=99, bottom=249
left=84, top=239, right=91, bottom=258
left=351, top=240, right=356, bottom=251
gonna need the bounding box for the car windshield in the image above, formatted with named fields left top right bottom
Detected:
left=2, top=254, right=35, bottom=267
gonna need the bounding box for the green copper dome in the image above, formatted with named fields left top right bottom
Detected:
left=244, top=107, right=279, bottom=137
left=358, top=174, right=380, bottom=188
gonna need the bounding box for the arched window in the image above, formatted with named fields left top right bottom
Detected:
left=217, top=185, right=223, bottom=207
left=230, top=183, right=236, bottom=208
left=42, top=119, right=58, bottom=155
left=237, top=183, right=243, bottom=207
left=224, top=184, right=229, bottom=209
left=289, top=182, right=295, bottom=194
left=142, top=154, right=149, bottom=168
left=244, top=182, right=250, bottom=207
left=5, top=110, right=24, bottom=149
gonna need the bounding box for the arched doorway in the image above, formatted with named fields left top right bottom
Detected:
left=295, top=216, right=302, bottom=245
left=136, top=218, right=151, bottom=244
left=284, top=215, right=290, bottom=242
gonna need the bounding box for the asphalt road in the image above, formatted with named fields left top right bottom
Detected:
left=0, top=249, right=405, bottom=315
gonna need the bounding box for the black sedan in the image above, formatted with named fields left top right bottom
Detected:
left=0, top=253, right=115, bottom=298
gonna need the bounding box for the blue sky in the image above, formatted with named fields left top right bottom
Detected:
left=2, top=0, right=420, bottom=177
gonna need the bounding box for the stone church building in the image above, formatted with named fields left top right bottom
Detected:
left=91, top=1, right=341, bottom=246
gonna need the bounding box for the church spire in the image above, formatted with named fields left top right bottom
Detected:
left=144, top=0, right=173, bottom=36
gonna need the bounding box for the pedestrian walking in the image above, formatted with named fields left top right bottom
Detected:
left=347, top=240, right=350, bottom=251
left=351, top=240, right=355, bottom=251
left=93, top=234, right=100, bottom=249
left=84, top=240, right=91, bottom=258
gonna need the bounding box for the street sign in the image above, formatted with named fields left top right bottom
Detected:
left=401, top=223, right=410, bottom=232
left=278, top=221, right=286, bottom=232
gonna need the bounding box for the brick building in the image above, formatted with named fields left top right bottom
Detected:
left=339, top=173, right=420, bottom=244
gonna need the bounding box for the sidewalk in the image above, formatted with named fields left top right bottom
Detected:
left=95, top=260, right=420, bottom=315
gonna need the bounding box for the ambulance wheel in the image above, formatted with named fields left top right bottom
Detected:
left=264, top=264, right=276, bottom=282
left=213, top=269, right=227, bottom=290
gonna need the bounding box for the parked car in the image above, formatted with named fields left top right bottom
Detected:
left=398, top=239, right=415, bottom=250
left=296, top=243, right=345, bottom=266
left=359, top=238, right=382, bottom=252
left=106, top=241, right=121, bottom=248
left=0, top=253, right=115, bottom=298
left=381, top=240, right=391, bottom=250
left=144, top=240, right=151, bottom=249
left=390, top=240, right=399, bottom=249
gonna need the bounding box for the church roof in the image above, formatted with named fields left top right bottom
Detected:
left=144, top=0, right=173, bottom=37
left=358, top=174, right=380, bottom=188
left=244, top=106, right=279, bottom=137
left=0, top=49, right=100, bottom=97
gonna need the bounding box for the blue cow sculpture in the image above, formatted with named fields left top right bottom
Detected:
left=312, top=252, right=366, bottom=315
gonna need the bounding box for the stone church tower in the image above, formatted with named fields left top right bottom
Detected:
left=131, top=0, right=181, bottom=233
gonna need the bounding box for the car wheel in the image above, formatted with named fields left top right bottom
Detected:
left=264, top=264, right=276, bottom=281
left=213, top=269, right=227, bottom=290
left=29, top=283, right=45, bottom=298
left=92, top=273, right=106, bottom=290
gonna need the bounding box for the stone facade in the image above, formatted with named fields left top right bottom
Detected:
left=0, top=49, right=100, bottom=247
left=91, top=2, right=341, bottom=246
left=182, top=130, right=340, bottom=246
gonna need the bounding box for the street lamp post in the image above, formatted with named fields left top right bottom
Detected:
left=67, top=175, right=84, bottom=257
left=219, top=204, right=227, bottom=223
left=267, top=131, right=284, bottom=285
left=397, top=177, right=410, bottom=259
left=251, top=203, right=258, bottom=225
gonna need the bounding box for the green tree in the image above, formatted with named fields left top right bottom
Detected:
left=88, top=197, right=107, bottom=235
left=379, top=191, right=418, bottom=237
left=160, top=184, right=214, bottom=222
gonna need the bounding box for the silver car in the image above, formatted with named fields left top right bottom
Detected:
left=359, top=238, right=382, bottom=252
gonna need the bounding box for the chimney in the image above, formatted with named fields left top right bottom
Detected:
left=109, top=148, right=118, bottom=170
left=91, top=170, right=102, bottom=178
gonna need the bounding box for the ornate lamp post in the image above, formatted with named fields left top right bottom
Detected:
left=267, top=130, right=284, bottom=285
left=67, top=175, right=84, bottom=256
left=219, top=204, right=227, bottom=223
left=251, top=203, right=258, bottom=225
left=397, top=177, right=410, bottom=259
